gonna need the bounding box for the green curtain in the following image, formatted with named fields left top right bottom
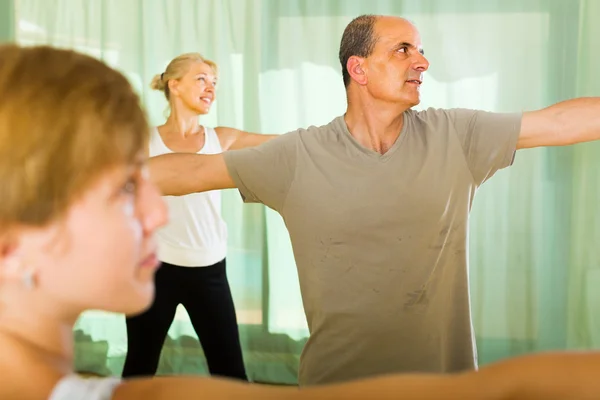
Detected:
left=0, top=0, right=14, bottom=42
left=10, top=0, right=600, bottom=384
left=568, top=0, right=600, bottom=349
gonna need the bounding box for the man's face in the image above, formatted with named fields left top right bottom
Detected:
left=363, top=17, right=429, bottom=108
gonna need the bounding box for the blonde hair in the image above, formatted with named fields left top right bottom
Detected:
left=150, top=52, right=218, bottom=101
left=0, top=45, right=149, bottom=230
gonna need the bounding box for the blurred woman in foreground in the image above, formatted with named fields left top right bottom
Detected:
left=0, top=44, right=599, bottom=400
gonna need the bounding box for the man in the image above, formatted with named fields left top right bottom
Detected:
left=149, top=15, right=600, bottom=386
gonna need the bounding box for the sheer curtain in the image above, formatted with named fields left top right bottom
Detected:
left=10, top=0, right=600, bottom=384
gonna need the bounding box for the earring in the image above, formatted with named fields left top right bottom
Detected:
left=22, top=269, right=36, bottom=290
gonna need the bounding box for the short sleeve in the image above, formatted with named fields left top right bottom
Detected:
left=222, top=130, right=299, bottom=212
left=448, top=108, right=522, bottom=186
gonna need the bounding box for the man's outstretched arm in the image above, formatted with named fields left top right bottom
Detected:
left=148, top=153, right=235, bottom=196
left=215, top=126, right=279, bottom=151
left=518, top=97, right=600, bottom=149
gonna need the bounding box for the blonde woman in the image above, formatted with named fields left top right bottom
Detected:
left=122, top=53, right=275, bottom=380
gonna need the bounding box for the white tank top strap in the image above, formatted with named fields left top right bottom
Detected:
left=49, top=375, right=121, bottom=400
left=199, top=126, right=223, bottom=154
left=149, top=126, right=222, bottom=157
left=148, top=126, right=168, bottom=156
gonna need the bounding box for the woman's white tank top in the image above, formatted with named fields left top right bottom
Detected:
left=149, top=126, right=227, bottom=267
left=49, top=375, right=120, bottom=400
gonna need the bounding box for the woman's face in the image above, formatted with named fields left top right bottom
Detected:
left=170, top=61, right=217, bottom=115
left=12, top=160, right=168, bottom=317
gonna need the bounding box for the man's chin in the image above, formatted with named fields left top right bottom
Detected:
left=408, top=95, right=421, bottom=107
left=401, top=97, right=420, bottom=109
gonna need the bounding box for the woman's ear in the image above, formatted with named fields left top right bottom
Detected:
left=0, top=232, right=23, bottom=280
left=167, top=78, right=180, bottom=97
left=0, top=231, right=39, bottom=290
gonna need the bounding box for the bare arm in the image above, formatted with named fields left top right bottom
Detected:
left=518, top=97, right=600, bottom=149
left=148, top=153, right=235, bottom=196
left=112, top=351, right=600, bottom=400
left=113, top=371, right=480, bottom=400
left=215, top=126, right=279, bottom=151
left=477, top=351, right=600, bottom=400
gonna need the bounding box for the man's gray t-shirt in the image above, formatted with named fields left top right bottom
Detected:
left=223, top=108, right=521, bottom=386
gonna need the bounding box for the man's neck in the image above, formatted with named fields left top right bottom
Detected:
left=344, top=96, right=409, bottom=155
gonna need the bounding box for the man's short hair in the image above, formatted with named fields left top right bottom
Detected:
left=338, top=15, right=379, bottom=87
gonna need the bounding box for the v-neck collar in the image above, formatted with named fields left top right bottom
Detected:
left=335, top=113, right=409, bottom=161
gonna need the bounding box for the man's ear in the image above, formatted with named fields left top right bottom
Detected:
left=347, top=56, right=368, bottom=86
